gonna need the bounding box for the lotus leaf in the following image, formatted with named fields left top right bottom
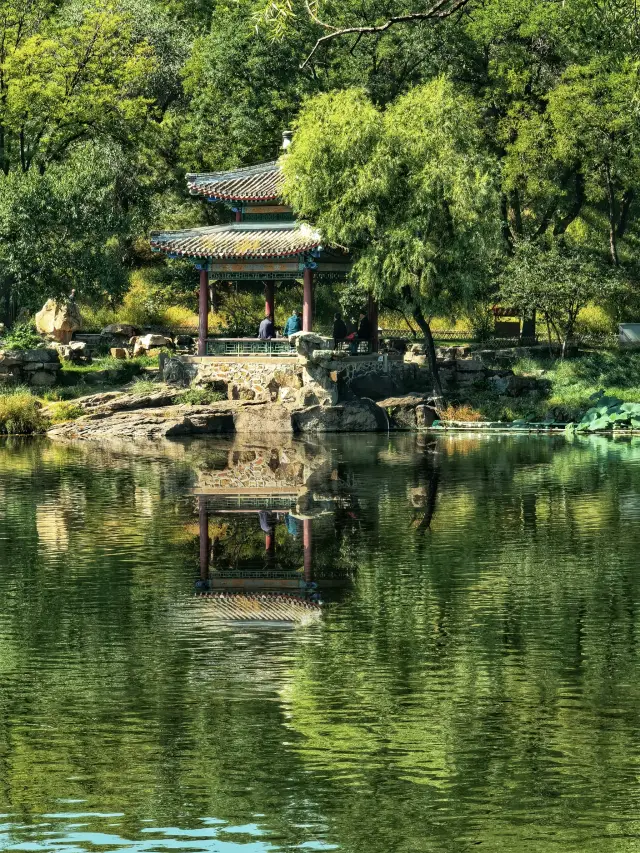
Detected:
left=621, top=402, right=640, bottom=415
left=632, top=418, right=640, bottom=429
left=587, top=416, right=611, bottom=431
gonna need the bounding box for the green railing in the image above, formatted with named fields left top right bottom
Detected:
left=206, top=338, right=296, bottom=356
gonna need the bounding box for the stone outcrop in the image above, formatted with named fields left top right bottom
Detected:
left=293, top=399, right=386, bottom=433
left=132, top=334, right=173, bottom=357
left=53, top=340, right=91, bottom=364
left=376, top=393, right=438, bottom=430
left=0, top=348, right=62, bottom=386
left=35, top=299, right=82, bottom=344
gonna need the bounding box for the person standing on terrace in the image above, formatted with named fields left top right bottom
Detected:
left=283, top=309, right=302, bottom=338
left=258, top=313, right=276, bottom=340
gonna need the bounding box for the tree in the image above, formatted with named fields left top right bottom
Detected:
left=500, top=241, right=627, bottom=357
left=0, top=142, right=133, bottom=314
left=0, top=0, right=155, bottom=175
left=282, top=79, right=500, bottom=395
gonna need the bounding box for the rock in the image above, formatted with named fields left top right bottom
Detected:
left=140, top=333, right=173, bottom=350
left=23, top=347, right=59, bottom=363
left=350, top=371, right=399, bottom=401
left=174, top=335, right=195, bottom=349
left=376, top=393, right=437, bottom=430
left=110, top=348, right=128, bottom=360
left=35, top=299, right=81, bottom=344
left=294, top=399, right=386, bottom=432
left=293, top=332, right=331, bottom=360
left=102, top=323, right=139, bottom=338
left=456, top=358, right=485, bottom=372
left=0, top=351, right=26, bottom=367
left=232, top=403, right=294, bottom=434
left=488, top=375, right=510, bottom=395
left=30, top=370, right=57, bottom=387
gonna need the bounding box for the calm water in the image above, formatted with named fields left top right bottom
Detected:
left=1, top=432, right=640, bottom=852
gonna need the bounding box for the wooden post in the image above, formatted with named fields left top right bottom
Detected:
left=264, top=281, right=275, bottom=318
left=198, top=268, right=209, bottom=356
left=368, top=293, right=379, bottom=353
left=303, top=519, right=312, bottom=582
left=199, top=497, right=209, bottom=581
left=303, top=268, right=314, bottom=332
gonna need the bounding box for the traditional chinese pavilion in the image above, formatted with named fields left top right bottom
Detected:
left=150, top=133, right=361, bottom=356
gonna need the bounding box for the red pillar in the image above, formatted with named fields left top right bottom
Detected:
left=303, top=268, right=314, bottom=332
left=303, top=519, right=312, bottom=582
left=264, top=281, right=275, bottom=318
left=199, top=497, right=209, bottom=582
left=235, top=208, right=242, bottom=223
left=368, top=292, right=379, bottom=353
left=198, top=269, right=209, bottom=356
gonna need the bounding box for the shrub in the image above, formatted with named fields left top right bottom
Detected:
left=0, top=389, right=46, bottom=434
left=46, top=401, right=84, bottom=424
left=2, top=322, right=43, bottom=350
left=179, top=388, right=226, bottom=405
left=437, top=403, right=484, bottom=422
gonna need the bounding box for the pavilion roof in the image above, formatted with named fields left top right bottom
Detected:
left=150, top=221, right=322, bottom=260
left=187, top=161, right=283, bottom=202
left=194, top=592, right=321, bottom=623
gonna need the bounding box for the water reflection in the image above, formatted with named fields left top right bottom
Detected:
left=0, top=433, right=640, bottom=851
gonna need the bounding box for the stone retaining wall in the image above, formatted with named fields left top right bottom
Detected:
left=165, top=353, right=409, bottom=406
left=0, top=348, right=62, bottom=387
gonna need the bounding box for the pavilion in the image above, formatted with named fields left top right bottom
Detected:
left=150, top=135, right=379, bottom=355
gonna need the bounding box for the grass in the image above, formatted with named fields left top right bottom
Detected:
left=456, top=350, right=640, bottom=423
left=178, top=388, right=226, bottom=405
left=46, top=400, right=85, bottom=424
left=0, top=387, right=46, bottom=434
left=128, top=378, right=159, bottom=395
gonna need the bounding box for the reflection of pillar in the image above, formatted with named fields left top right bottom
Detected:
left=265, top=530, right=275, bottom=555
left=303, top=519, right=312, bottom=582
left=303, top=268, right=314, bottom=332
left=264, top=281, right=275, bottom=318
left=368, top=292, right=379, bottom=352
left=199, top=498, right=209, bottom=581
left=198, top=269, right=209, bottom=356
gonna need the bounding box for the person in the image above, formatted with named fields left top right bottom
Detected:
left=357, top=310, right=372, bottom=344
left=258, top=313, right=276, bottom=340
left=283, top=309, right=302, bottom=337
left=332, top=312, right=348, bottom=348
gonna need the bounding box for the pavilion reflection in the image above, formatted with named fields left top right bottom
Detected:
left=190, top=438, right=356, bottom=626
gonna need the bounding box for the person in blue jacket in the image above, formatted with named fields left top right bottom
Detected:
left=283, top=309, right=303, bottom=338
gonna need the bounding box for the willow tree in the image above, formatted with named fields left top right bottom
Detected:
left=282, top=78, right=500, bottom=394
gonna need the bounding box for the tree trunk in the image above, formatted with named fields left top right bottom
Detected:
left=604, top=161, right=619, bottom=266
left=406, top=294, right=442, bottom=396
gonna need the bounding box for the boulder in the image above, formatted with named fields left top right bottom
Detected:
left=174, top=335, right=195, bottom=349
left=293, top=332, right=331, bottom=361
left=376, top=393, right=437, bottom=430
left=232, top=402, right=294, bottom=434
left=102, top=323, right=139, bottom=338
left=35, top=299, right=81, bottom=344
left=30, top=370, right=57, bottom=387
left=22, top=347, right=59, bottom=363
left=133, top=334, right=173, bottom=357
left=110, top=347, right=128, bottom=360
left=456, top=358, right=485, bottom=372
left=294, top=399, right=386, bottom=432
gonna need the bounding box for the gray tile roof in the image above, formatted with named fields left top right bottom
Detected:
left=149, top=222, right=322, bottom=259
left=187, top=161, right=283, bottom=202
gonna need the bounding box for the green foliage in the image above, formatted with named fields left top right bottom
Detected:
left=1, top=323, right=43, bottom=351
left=283, top=79, right=501, bottom=318
left=500, top=241, right=628, bottom=353
left=0, top=388, right=45, bottom=434
left=46, top=400, right=85, bottom=424
left=178, top=387, right=226, bottom=405
left=566, top=390, right=640, bottom=432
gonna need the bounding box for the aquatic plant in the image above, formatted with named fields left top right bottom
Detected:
left=566, top=390, right=640, bottom=433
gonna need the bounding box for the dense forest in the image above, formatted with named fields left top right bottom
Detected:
left=1, top=0, right=639, bottom=336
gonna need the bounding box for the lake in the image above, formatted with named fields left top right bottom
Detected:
left=0, top=432, right=639, bottom=852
